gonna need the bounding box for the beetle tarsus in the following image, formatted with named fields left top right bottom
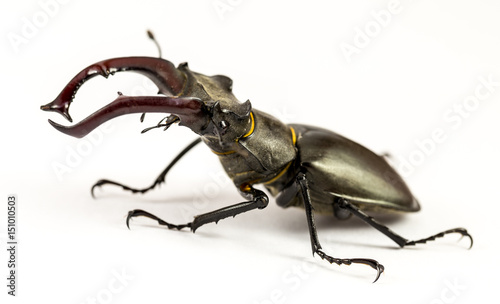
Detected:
left=126, top=209, right=191, bottom=230
left=90, top=138, right=202, bottom=197
left=315, top=249, right=384, bottom=283
left=404, top=228, right=473, bottom=249
left=91, top=179, right=150, bottom=197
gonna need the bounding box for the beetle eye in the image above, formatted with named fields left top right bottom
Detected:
left=219, top=120, right=229, bottom=129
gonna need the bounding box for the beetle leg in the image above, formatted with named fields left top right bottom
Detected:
left=126, top=209, right=191, bottom=230
left=404, top=228, right=473, bottom=248
left=296, top=173, right=385, bottom=283
left=190, top=186, right=268, bottom=232
left=126, top=185, right=269, bottom=232
left=337, top=198, right=473, bottom=249
left=91, top=138, right=202, bottom=197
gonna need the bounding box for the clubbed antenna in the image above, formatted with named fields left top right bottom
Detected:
left=147, top=30, right=162, bottom=58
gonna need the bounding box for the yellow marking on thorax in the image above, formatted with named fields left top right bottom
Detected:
left=211, top=149, right=236, bottom=155
left=263, top=161, right=292, bottom=185
left=242, top=112, right=255, bottom=138
left=210, top=112, right=255, bottom=156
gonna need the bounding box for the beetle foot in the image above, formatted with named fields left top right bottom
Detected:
left=315, top=249, right=384, bottom=283
left=405, top=227, right=473, bottom=249
left=91, top=179, right=158, bottom=197
left=126, top=209, right=191, bottom=231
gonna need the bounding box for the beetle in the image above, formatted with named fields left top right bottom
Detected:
left=41, top=31, right=472, bottom=282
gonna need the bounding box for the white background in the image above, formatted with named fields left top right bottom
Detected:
left=1, top=0, right=499, bottom=303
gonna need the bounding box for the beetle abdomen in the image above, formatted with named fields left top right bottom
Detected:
left=291, top=124, right=420, bottom=213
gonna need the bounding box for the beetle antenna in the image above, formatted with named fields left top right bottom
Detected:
left=141, top=115, right=179, bottom=133
left=140, top=30, right=163, bottom=122
left=147, top=30, right=162, bottom=58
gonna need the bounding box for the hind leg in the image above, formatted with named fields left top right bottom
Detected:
left=337, top=198, right=473, bottom=248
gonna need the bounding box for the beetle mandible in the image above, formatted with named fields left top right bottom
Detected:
left=41, top=31, right=472, bottom=282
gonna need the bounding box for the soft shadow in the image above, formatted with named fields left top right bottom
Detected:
left=269, top=208, right=413, bottom=250
left=91, top=186, right=200, bottom=204
left=278, top=208, right=409, bottom=233
left=315, top=211, right=408, bottom=229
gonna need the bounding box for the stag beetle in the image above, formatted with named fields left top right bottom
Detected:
left=41, top=31, right=472, bottom=282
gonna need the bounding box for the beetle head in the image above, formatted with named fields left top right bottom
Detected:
left=202, top=99, right=252, bottom=148
left=174, top=63, right=253, bottom=147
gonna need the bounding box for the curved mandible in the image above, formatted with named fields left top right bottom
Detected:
left=40, top=57, right=186, bottom=122
left=46, top=94, right=206, bottom=138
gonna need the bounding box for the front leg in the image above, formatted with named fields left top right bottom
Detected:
left=126, top=184, right=268, bottom=232
left=91, top=138, right=202, bottom=197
